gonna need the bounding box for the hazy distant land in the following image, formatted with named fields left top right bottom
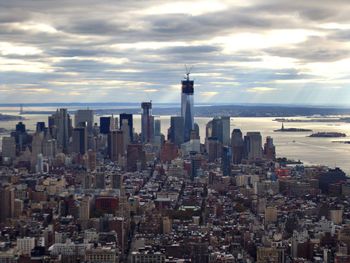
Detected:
left=4, top=103, right=350, bottom=117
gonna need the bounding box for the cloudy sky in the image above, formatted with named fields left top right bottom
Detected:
left=1, top=0, right=350, bottom=105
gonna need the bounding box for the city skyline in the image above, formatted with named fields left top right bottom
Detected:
left=2, top=1, right=350, bottom=105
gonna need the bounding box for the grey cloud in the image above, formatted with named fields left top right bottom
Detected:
left=264, top=36, right=350, bottom=62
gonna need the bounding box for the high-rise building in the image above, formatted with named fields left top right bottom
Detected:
left=13, top=121, right=29, bottom=152
left=95, top=173, right=105, bottom=189
left=16, top=122, right=26, bottom=133
left=75, top=109, right=94, bottom=134
left=108, top=130, right=124, bottom=162
left=72, top=127, right=88, bottom=155
left=160, top=141, right=178, bottom=163
left=206, top=117, right=230, bottom=145
left=141, top=102, right=154, bottom=143
left=244, top=132, right=263, bottom=160
left=207, top=137, right=221, bottom=163
left=221, top=116, right=230, bottom=146
left=231, top=129, right=244, bottom=164
left=54, top=109, right=71, bottom=153
left=221, top=146, right=232, bottom=176
left=1, top=137, right=16, bottom=159
left=111, top=173, right=123, bottom=189
left=0, top=185, right=15, bottom=223
left=126, top=144, right=145, bottom=172
left=119, top=113, right=133, bottom=142
left=36, top=122, right=46, bottom=133
left=100, top=116, right=113, bottom=135
left=264, top=136, right=276, bottom=160
left=87, top=149, right=96, bottom=171
left=154, top=119, right=161, bottom=136
left=190, top=153, right=202, bottom=180
left=181, top=73, right=194, bottom=142
left=169, top=116, right=184, bottom=146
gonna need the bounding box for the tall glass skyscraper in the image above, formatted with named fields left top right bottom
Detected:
left=181, top=73, right=194, bottom=142
left=141, top=101, right=154, bottom=143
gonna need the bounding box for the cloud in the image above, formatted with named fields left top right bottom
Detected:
left=247, top=87, right=278, bottom=93
left=0, top=0, right=350, bottom=105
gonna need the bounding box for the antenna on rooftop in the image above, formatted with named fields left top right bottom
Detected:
left=184, top=65, right=193, bottom=80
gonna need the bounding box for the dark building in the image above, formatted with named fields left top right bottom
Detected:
left=181, top=73, right=194, bottom=142
left=207, top=137, right=221, bottom=162
left=16, top=122, right=26, bottom=133
left=319, top=168, right=347, bottom=193
left=221, top=146, right=232, bottom=176
left=141, top=102, right=154, bottom=143
left=160, top=141, right=178, bottom=163
left=170, top=116, right=184, bottom=146
left=190, top=153, right=202, bottom=180
left=111, top=173, right=122, bottom=189
left=264, top=136, right=276, bottom=160
left=127, top=144, right=146, bottom=172
left=100, top=116, right=113, bottom=135
left=120, top=113, right=133, bottom=142
left=36, top=122, right=46, bottom=133
left=206, top=117, right=230, bottom=145
left=72, top=127, right=88, bottom=155
left=231, top=129, right=244, bottom=164
left=108, top=130, right=124, bottom=162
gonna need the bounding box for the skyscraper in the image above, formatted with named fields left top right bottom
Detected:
left=119, top=113, right=133, bottom=142
left=75, top=109, right=94, bottom=134
left=100, top=116, right=113, bottom=135
left=244, top=132, right=263, bottom=160
left=141, top=102, right=154, bottom=143
left=72, top=127, right=88, bottom=155
left=36, top=122, right=46, bottom=133
left=221, top=116, right=230, bottom=146
left=221, top=146, right=232, bottom=176
left=108, top=130, right=124, bottom=162
left=206, top=117, right=230, bottom=145
left=181, top=73, right=194, bottom=142
left=231, top=129, right=244, bottom=164
left=55, top=109, right=71, bottom=153
left=170, top=116, right=184, bottom=146
left=264, top=136, right=276, bottom=160
left=0, top=185, right=14, bottom=223
left=2, top=137, right=16, bottom=159
left=127, top=143, right=146, bottom=172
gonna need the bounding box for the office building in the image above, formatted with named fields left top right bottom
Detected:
left=154, top=119, right=161, bottom=136
left=111, top=173, right=122, bottom=189
left=244, top=132, right=263, bottom=160
left=17, top=237, right=36, bottom=255
left=119, top=113, right=133, bottom=142
left=100, top=116, right=113, bottom=135
left=231, top=129, right=244, bottom=164
left=206, top=117, right=229, bottom=145
left=141, top=101, right=154, bottom=143
left=221, top=146, right=232, bottom=176
left=0, top=185, right=14, bottom=223
left=36, top=122, right=46, bottom=133
left=53, top=109, right=71, bottom=153
left=221, top=116, right=230, bottom=146
left=75, top=109, right=94, bottom=134
left=2, top=137, right=16, bottom=159
left=108, top=130, right=124, bottom=162
left=264, top=136, right=276, bottom=160
left=207, top=137, right=221, bottom=162
left=72, top=127, right=88, bottom=155
left=170, top=116, right=184, bottom=146
left=181, top=73, right=194, bottom=142
left=95, top=173, right=105, bottom=189
left=127, top=144, right=145, bottom=172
